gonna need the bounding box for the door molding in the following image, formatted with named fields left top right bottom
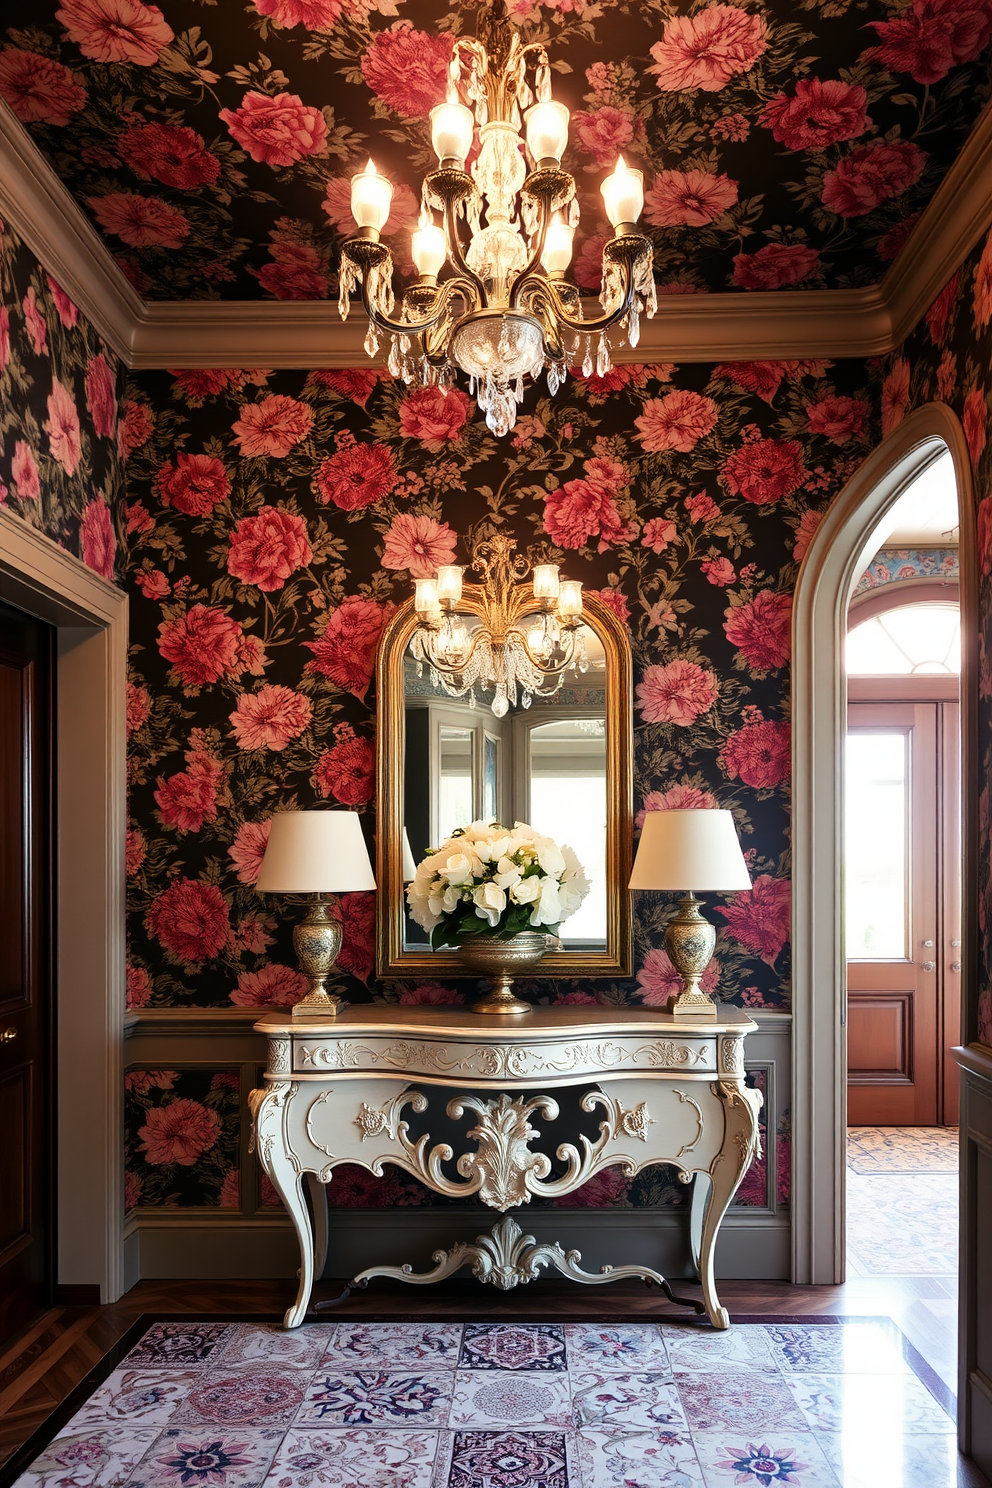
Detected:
left=791, top=402, right=977, bottom=1284
left=0, top=512, right=127, bottom=1303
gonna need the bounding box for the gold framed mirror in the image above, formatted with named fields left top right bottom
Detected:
left=376, top=587, right=632, bottom=980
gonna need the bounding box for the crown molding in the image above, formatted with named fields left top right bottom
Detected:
left=1, top=102, right=990, bottom=369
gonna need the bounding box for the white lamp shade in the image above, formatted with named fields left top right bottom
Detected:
left=256, top=810, right=375, bottom=894
left=628, top=809, right=751, bottom=893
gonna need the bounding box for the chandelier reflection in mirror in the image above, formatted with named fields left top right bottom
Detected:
left=338, top=0, right=655, bottom=437
left=411, top=533, right=588, bottom=718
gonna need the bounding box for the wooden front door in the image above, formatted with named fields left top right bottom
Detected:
left=0, top=600, right=54, bottom=1348
left=846, top=697, right=961, bottom=1125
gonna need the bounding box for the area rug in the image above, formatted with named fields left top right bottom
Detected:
left=846, top=1127, right=959, bottom=1175
left=846, top=1169, right=959, bottom=1277
left=3, top=1317, right=962, bottom=1488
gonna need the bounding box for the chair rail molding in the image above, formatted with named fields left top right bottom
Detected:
left=790, top=402, right=977, bottom=1285
left=2, top=100, right=991, bottom=367
left=0, top=511, right=128, bottom=1303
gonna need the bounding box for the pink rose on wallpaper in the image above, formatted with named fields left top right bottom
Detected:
left=85, top=353, right=118, bottom=439
left=227, top=507, right=312, bottom=592
left=0, top=306, right=9, bottom=373
left=125, top=1070, right=176, bottom=1094
left=117, top=398, right=154, bottom=459
left=118, top=122, right=220, bottom=189
left=336, top=891, right=375, bottom=981
left=543, top=479, right=625, bottom=551
left=685, top=492, right=720, bottom=522
left=724, top=591, right=792, bottom=671
left=881, top=358, right=911, bottom=435
left=638, top=947, right=720, bottom=1005
left=23, top=288, right=48, bottom=356
left=937, top=349, right=958, bottom=401
left=228, top=819, right=271, bottom=884
left=759, top=79, right=870, bottom=151
left=926, top=272, right=959, bottom=344
left=126, top=963, right=152, bottom=1008
left=715, top=361, right=786, bottom=402
left=381, top=513, right=457, bottom=577
left=313, top=725, right=375, bottom=805
left=644, top=170, right=738, bottom=227
left=805, top=395, right=868, bottom=445
left=792, top=508, right=823, bottom=562
left=718, top=874, right=790, bottom=966
left=171, top=369, right=242, bottom=403
left=47, top=277, right=79, bottom=328
left=701, top=556, right=735, bottom=586
left=732, top=243, right=820, bottom=290
left=636, top=785, right=718, bottom=830
left=635, top=389, right=718, bottom=452
left=254, top=0, right=346, bottom=28
left=587, top=587, right=631, bottom=623
left=649, top=5, right=766, bottom=91
left=311, top=369, right=386, bottom=408
left=360, top=20, right=453, bottom=117
left=138, top=1099, right=221, bottom=1167
left=974, top=231, right=992, bottom=328
left=964, top=389, right=988, bottom=463
left=154, top=753, right=223, bottom=833
left=232, top=394, right=313, bottom=457
left=159, top=606, right=243, bottom=687
left=864, top=0, right=992, bottom=84
left=81, top=499, right=116, bottom=581
left=314, top=443, right=397, bottom=510
left=573, top=106, right=637, bottom=165
left=229, top=685, right=312, bottom=751
left=722, top=438, right=806, bottom=504
left=147, top=878, right=230, bottom=963
left=125, top=827, right=146, bottom=877
left=230, top=963, right=309, bottom=1007
left=642, top=517, right=677, bottom=553
left=157, top=453, right=231, bottom=515
left=126, top=681, right=150, bottom=735
left=11, top=441, right=40, bottom=501
left=636, top=659, right=719, bottom=726
left=0, top=47, right=87, bottom=126
left=399, top=386, right=471, bottom=450
left=721, top=717, right=791, bottom=788
left=134, top=566, right=169, bottom=599
left=399, top=982, right=466, bottom=1006
left=87, top=193, right=190, bottom=248
left=219, top=91, right=327, bottom=167
left=253, top=243, right=327, bottom=301
left=821, top=141, right=926, bottom=218
left=305, top=596, right=394, bottom=698
left=55, top=0, right=174, bottom=66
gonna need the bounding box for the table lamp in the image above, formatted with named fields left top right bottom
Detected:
left=256, top=809, right=375, bottom=1018
left=628, top=808, right=751, bottom=1018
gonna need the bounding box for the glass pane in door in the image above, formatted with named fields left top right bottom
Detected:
left=438, top=726, right=473, bottom=837
left=845, top=731, right=910, bottom=959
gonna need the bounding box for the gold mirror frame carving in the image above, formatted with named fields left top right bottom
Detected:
left=375, top=590, right=633, bottom=980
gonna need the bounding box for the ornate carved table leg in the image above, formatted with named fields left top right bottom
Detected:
left=306, top=1172, right=329, bottom=1281
left=696, top=1081, right=762, bottom=1330
left=249, top=1084, right=314, bottom=1330
left=689, top=1172, right=712, bottom=1282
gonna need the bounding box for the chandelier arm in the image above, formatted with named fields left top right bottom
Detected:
left=443, top=198, right=489, bottom=307
left=357, top=271, right=482, bottom=338
left=518, top=271, right=638, bottom=336
left=512, top=627, right=579, bottom=677
left=421, top=623, right=488, bottom=682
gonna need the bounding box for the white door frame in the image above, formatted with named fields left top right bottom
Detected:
left=791, top=402, right=976, bottom=1284
left=0, top=512, right=127, bottom=1302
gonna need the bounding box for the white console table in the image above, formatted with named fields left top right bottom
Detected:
left=249, top=1005, right=761, bottom=1330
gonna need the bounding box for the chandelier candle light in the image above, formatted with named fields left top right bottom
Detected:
left=339, top=0, right=655, bottom=436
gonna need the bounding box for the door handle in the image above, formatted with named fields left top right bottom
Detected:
left=0, top=1026, right=17, bottom=1044
left=921, top=961, right=936, bottom=973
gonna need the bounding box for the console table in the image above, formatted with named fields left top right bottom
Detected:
left=249, top=1005, right=761, bottom=1330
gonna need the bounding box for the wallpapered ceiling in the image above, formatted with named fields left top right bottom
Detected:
left=1, top=0, right=990, bottom=300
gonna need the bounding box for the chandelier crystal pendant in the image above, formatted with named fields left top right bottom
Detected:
left=411, top=533, right=587, bottom=718
left=339, top=0, right=655, bottom=437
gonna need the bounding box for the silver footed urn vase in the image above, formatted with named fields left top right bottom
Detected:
left=455, top=932, right=555, bottom=1015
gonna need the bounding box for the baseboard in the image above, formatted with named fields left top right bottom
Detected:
left=53, top=1284, right=102, bottom=1305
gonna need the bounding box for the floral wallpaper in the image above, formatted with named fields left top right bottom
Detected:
left=1, top=0, right=990, bottom=300
left=0, top=215, right=125, bottom=574
left=124, top=1067, right=241, bottom=1210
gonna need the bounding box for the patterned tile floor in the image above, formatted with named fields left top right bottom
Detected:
left=847, top=1128, right=959, bottom=1175
left=10, top=1319, right=959, bottom=1488
left=846, top=1128, right=959, bottom=1277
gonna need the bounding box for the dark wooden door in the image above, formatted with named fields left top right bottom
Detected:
left=0, top=600, right=54, bottom=1347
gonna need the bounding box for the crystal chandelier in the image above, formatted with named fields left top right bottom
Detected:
left=410, top=533, right=588, bottom=717
left=339, top=1, right=655, bottom=437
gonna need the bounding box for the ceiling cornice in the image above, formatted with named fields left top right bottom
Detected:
left=2, top=98, right=990, bottom=371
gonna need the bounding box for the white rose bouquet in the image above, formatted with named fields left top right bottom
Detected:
left=407, top=819, right=591, bottom=950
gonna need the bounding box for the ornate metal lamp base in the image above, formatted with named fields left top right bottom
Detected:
left=665, top=893, right=719, bottom=1019
left=291, top=898, right=345, bottom=1019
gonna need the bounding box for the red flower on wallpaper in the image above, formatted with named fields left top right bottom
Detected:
left=219, top=91, right=327, bottom=167
left=304, top=596, right=394, bottom=698
left=724, top=591, right=792, bottom=671
left=11, top=440, right=40, bottom=501
left=47, top=277, right=79, bottom=329
left=759, top=79, right=870, bottom=151
left=864, top=0, right=992, bottom=84
left=253, top=0, right=346, bottom=27
left=126, top=963, right=152, bottom=1008
left=636, top=785, right=718, bottom=829
left=360, top=20, right=454, bottom=118
left=381, top=512, right=457, bottom=577
left=792, top=508, right=823, bottom=562
left=718, top=874, right=791, bottom=966
left=543, top=479, right=625, bottom=551
left=231, top=394, right=313, bottom=457
left=158, top=605, right=242, bottom=687
left=573, top=106, right=638, bottom=166
left=635, top=389, right=718, bottom=452
left=964, top=388, right=988, bottom=462
left=701, top=556, right=735, bottom=586
left=572, top=233, right=609, bottom=291
left=398, top=386, right=472, bottom=450
left=974, top=231, right=992, bottom=328
left=230, top=963, right=309, bottom=1007
left=155, top=753, right=224, bottom=833
left=638, top=947, right=720, bottom=1005
left=978, top=496, right=992, bottom=578
left=642, top=517, right=677, bottom=552
left=721, top=717, right=791, bottom=788
left=117, top=122, right=220, bottom=189
left=170, top=369, right=242, bottom=403
left=81, top=498, right=116, bottom=580
left=336, top=891, right=375, bottom=981
left=805, top=395, right=868, bottom=445
left=227, top=506, right=312, bottom=592
left=686, top=492, right=720, bottom=522
left=587, top=587, right=631, bottom=623
left=925, top=271, right=960, bottom=344
left=722, top=438, right=807, bottom=504
left=636, top=659, right=719, bottom=725
left=821, top=141, right=926, bottom=218
left=228, top=819, right=270, bottom=884
left=310, top=369, right=386, bottom=408
left=146, top=877, right=230, bottom=962
left=126, top=681, right=150, bottom=735
left=644, top=170, right=738, bottom=227
left=87, top=193, right=190, bottom=249
left=715, top=361, right=786, bottom=402
left=85, top=353, right=118, bottom=439
left=55, top=0, right=174, bottom=67
left=118, top=398, right=154, bottom=459
left=649, top=5, right=767, bottom=92
left=881, top=358, right=911, bottom=434
left=314, top=443, right=397, bottom=510
left=45, top=378, right=82, bottom=475
left=252, top=243, right=327, bottom=301
left=125, top=827, right=146, bottom=877
left=157, top=453, right=231, bottom=515
left=138, top=1098, right=221, bottom=1166
left=229, top=684, right=312, bottom=751
left=732, top=243, right=820, bottom=290
left=0, top=306, right=9, bottom=374
left=0, top=47, right=87, bottom=125
left=313, top=724, right=375, bottom=805
left=22, top=287, right=47, bottom=356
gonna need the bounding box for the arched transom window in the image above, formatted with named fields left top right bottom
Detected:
left=846, top=601, right=960, bottom=676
